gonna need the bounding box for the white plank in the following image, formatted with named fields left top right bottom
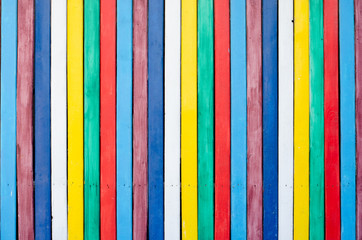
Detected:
left=164, top=0, right=181, bottom=238
left=51, top=0, right=68, bottom=239
left=278, top=0, right=294, bottom=239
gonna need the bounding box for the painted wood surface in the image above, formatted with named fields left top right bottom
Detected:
left=262, top=0, right=278, bottom=238
left=1, top=1, right=17, bottom=239
left=294, top=0, right=309, bottom=238
left=278, top=0, right=293, bottom=239
left=246, top=0, right=262, bottom=239
left=214, top=0, right=230, bottom=238
left=67, top=0, right=84, bottom=238
left=339, top=0, right=356, bottom=239
left=84, top=0, right=100, bottom=238
left=324, top=0, right=340, bottom=238
left=51, top=0, right=67, bottom=239
left=309, top=0, right=324, bottom=238
left=148, top=0, right=164, bottom=238
left=181, top=0, right=198, bottom=238
left=116, top=0, right=133, bottom=238
left=230, top=0, right=247, bottom=238
left=100, top=0, right=116, bottom=239
left=17, top=0, right=35, bottom=239
left=164, top=0, right=181, bottom=238
left=34, top=0, right=51, bottom=238
left=197, top=0, right=214, bottom=238
left=133, top=0, right=148, bottom=238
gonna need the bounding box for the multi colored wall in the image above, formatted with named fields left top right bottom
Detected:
left=0, top=0, right=361, bottom=239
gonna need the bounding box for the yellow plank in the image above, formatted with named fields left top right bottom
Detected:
left=181, top=0, right=198, bottom=239
left=294, top=0, right=309, bottom=239
left=67, top=0, right=84, bottom=239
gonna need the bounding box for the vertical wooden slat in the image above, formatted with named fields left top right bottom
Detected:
left=309, top=0, right=324, bottom=238
left=340, top=0, right=356, bottom=239
left=1, top=1, right=17, bottom=239
left=246, top=0, right=262, bottom=239
left=116, top=0, right=133, bottom=238
left=324, top=0, right=340, bottom=238
left=197, top=0, right=214, bottom=238
left=230, top=0, right=246, bottom=238
left=181, top=0, right=198, bottom=238
left=67, top=0, right=84, bottom=238
left=51, top=0, right=68, bottom=238
left=17, top=0, right=34, bottom=239
left=164, top=0, right=181, bottom=237
left=133, top=0, right=148, bottom=238
left=294, top=0, right=309, bottom=238
left=100, top=0, right=116, bottom=239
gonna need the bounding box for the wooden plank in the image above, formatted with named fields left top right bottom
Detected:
left=324, top=0, right=340, bottom=238
left=84, top=0, right=100, bottom=238
left=214, top=0, right=230, bottom=238
left=339, top=0, right=356, bottom=239
left=100, top=0, right=116, bottom=239
left=17, top=0, right=35, bottom=239
left=246, top=0, right=262, bottom=239
left=262, top=0, right=278, bottom=238
left=116, top=0, right=133, bottom=238
left=309, top=0, right=324, bottom=238
left=164, top=0, right=181, bottom=237
left=230, top=0, right=246, bottom=238
left=278, top=0, right=293, bottom=239
left=51, top=0, right=68, bottom=238
left=294, top=0, right=309, bottom=238
left=0, top=1, right=17, bottom=239
left=181, top=0, right=198, bottom=238
left=133, top=0, right=148, bottom=238
left=148, top=0, right=164, bottom=238
left=34, top=0, right=51, bottom=238
left=197, top=0, right=214, bottom=238
left=67, top=0, right=84, bottom=238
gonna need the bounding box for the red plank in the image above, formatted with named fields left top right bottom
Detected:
left=133, top=0, right=148, bottom=239
left=214, top=0, right=230, bottom=238
left=17, top=0, right=34, bottom=239
left=324, top=0, right=340, bottom=238
left=100, top=0, right=116, bottom=239
left=246, top=0, right=263, bottom=239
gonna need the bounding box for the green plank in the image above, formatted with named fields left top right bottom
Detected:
left=84, top=0, right=100, bottom=239
left=197, top=0, right=214, bottom=239
left=309, top=0, right=324, bottom=238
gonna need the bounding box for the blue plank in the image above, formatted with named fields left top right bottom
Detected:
left=0, top=1, right=17, bottom=239
left=339, top=0, right=356, bottom=239
left=117, top=0, right=133, bottom=239
left=262, top=0, right=278, bottom=239
left=34, top=0, right=51, bottom=239
left=148, top=0, right=164, bottom=238
left=230, top=0, right=247, bottom=239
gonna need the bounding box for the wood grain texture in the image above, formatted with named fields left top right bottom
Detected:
left=181, top=0, right=198, bottom=238
left=324, top=0, right=340, bottom=238
left=197, top=0, right=214, bottom=238
left=294, top=0, right=309, bottom=238
left=133, top=0, right=148, bottom=238
left=230, top=0, right=247, bottom=238
left=309, top=0, right=324, bottom=238
left=116, top=0, right=133, bottom=238
left=17, top=0, right=35, bottom=239
left=214, top=0, right=230, bottom=238
left=246, top=0, right=262, bottom=239
left=1, top=1, right=17, bottom=239
left=100, top=0, right=116, bottom=239
left=164, top=0, right=181, bottom=238
left=339, top=1, right=356, bottom=239
left=67, top=0, right=84, bottom=239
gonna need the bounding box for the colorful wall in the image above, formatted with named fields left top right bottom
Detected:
left=0, top=0, right=361, bottom=239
